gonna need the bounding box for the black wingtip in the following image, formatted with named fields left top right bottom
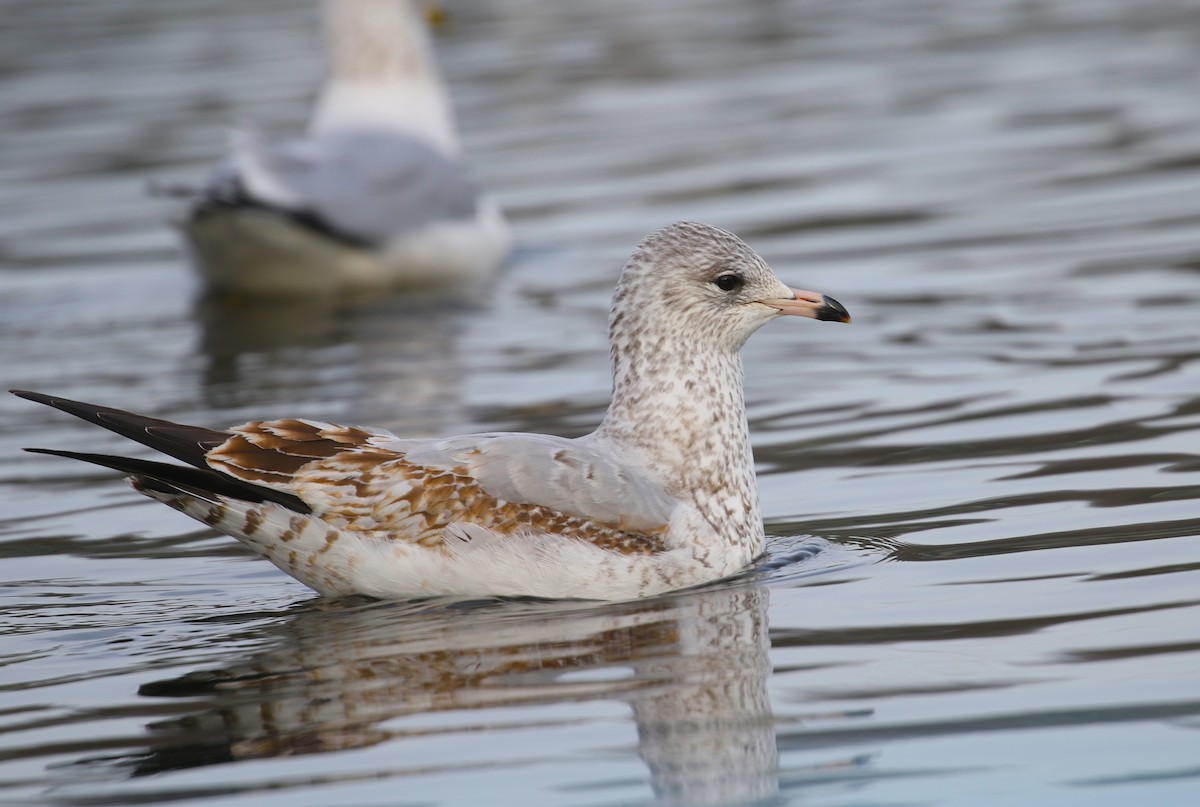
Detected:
left=10, top=389, right=53, bottom=404
left=11, top=390, right=115, bottom=426
left=11, top=390, right=231, bottom=471
left=16, top=394, right=311, bottom=515
left=23, top=446, right=312, bottom=514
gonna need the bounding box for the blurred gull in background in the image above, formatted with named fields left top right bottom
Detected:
left=181, top=0, right=510, bottom=295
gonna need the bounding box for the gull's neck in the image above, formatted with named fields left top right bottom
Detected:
left=592, top=302, right=763, bottom=554
left=309, top=0, right=460, bottom=154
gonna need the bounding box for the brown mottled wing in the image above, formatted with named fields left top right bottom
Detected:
left=207, top=421, right=676, bottom=554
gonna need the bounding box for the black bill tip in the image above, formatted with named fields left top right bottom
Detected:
left=815, top=295, right=851, bottom=324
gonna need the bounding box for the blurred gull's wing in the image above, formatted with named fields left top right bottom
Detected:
left=222, top=129, right=480, bottom=247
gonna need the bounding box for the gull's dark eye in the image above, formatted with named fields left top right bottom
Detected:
left=713, top=273, right=742, bottom=292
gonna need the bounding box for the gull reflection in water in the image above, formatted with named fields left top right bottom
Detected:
left=115, top=584, right=779, bottom=805
left=192, top=288, right=474, bottom=437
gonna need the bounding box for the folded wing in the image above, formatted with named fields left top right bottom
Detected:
left=210, top=422, right=679, bottom=554
left=15, top=391, right=680, bottom=557
left=221, top=129, right=479, bottom=246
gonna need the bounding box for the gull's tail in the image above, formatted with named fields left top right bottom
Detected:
left=12, top=390, right=310, bottom=513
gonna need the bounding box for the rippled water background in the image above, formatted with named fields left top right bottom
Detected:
left=3, top=0, right=1200, bottom=804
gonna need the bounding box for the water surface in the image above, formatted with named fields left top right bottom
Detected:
left=2, top=0, right=1200, bottom=805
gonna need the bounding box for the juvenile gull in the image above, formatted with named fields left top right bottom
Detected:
left=14, top=222, right=849, bottom=600
left=182, top=0, right=510, bottom=294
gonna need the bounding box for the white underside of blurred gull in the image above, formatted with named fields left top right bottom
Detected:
left=15, top=222, right=849, bottom=601
left=183, top=0, right=510, bottom=294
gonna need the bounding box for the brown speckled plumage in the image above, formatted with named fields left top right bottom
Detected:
left=207, top=419, right=669, bottom=554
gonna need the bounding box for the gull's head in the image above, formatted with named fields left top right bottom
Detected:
left=611, top=222, right=850, bottom=353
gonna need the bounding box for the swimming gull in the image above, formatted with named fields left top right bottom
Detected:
left=14, top=222, right=849, bottom=600
left=182, top=0, right=510, bottom=294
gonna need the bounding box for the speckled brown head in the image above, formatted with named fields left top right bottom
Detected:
left=596, top=222, right=850, bottom=553
left=610, top=221, right=849, bottom=356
